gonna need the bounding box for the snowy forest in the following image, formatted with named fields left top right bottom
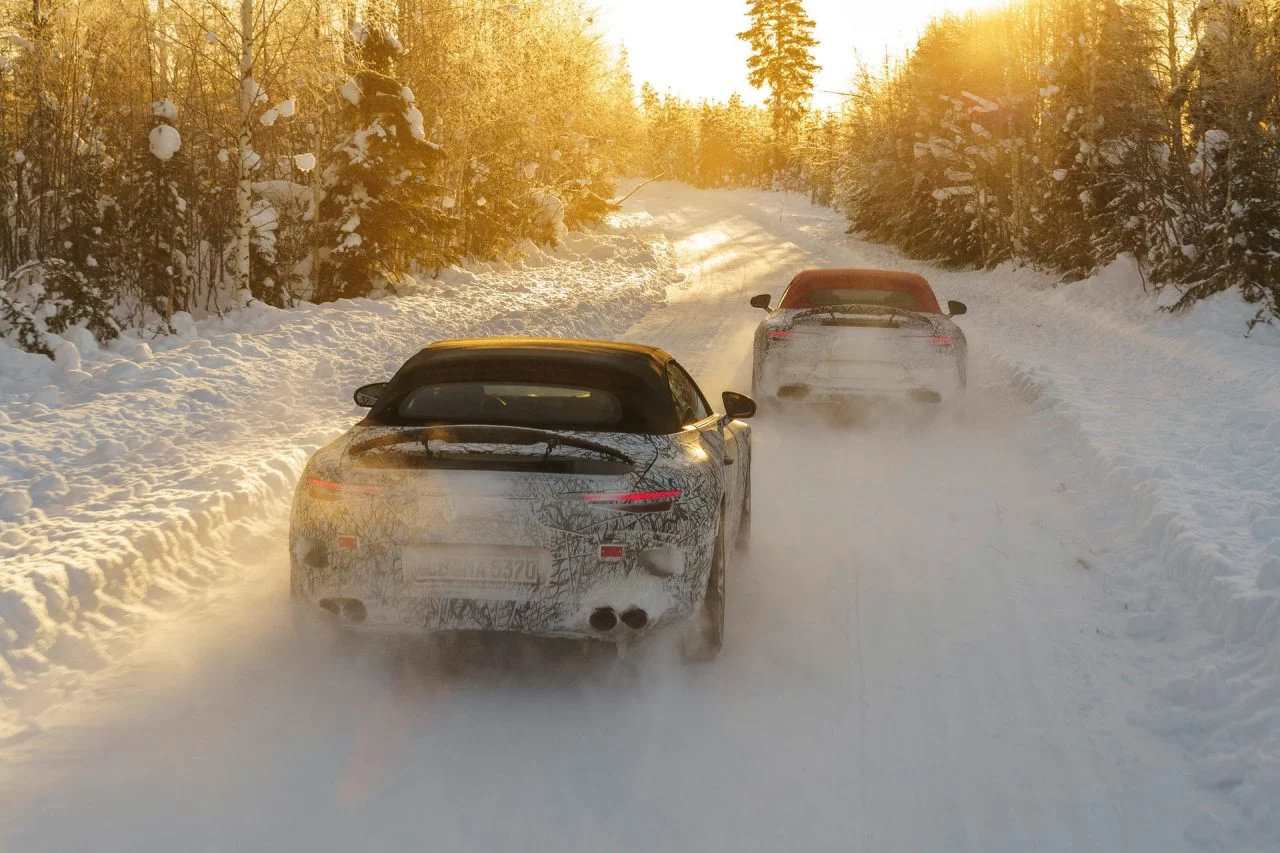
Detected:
left=6, top=0, right=1280, bottom=359
left=0, top=0, right=639, bottom=355
left=641, top=0, right=1280, bottom=327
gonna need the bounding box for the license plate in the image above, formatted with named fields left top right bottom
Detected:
left=819, top=360, right=908, bottom=382
left=402, top=544, right=550, bottom=601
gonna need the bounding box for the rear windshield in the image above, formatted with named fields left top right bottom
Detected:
left=398, top=382, right=625, bottom=430
left=801, top=288, right=921, bottom=310
left=368, top=347, right=683, bottom=434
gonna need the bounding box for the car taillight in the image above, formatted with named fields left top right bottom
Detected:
left=768, top=330, right=793, bottom=340
left=306, top=477, right=383, bottom=497
left=916, top=336, right=954, bottom=346
left=584, top=489, right=681, bottom=512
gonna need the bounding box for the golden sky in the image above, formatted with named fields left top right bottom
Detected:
left=595, top=0, right=1007, bottom=108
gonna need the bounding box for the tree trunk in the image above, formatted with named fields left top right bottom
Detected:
left=310, top=124, right=324, bottom=299
left=1165, top=0, right=1186, bottom=164
left=236, top=0, right=254, bottom=296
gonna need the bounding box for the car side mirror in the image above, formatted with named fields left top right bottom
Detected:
left=947, top=300, right=968, bottom=317
left=750, top=294, right=772, bottom=311
left=721, top=391, right=757, bottom=420
left=353, top=382, right=388, bottom=408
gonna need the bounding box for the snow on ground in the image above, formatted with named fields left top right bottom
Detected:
left=0, top=228, right=677, bottom=728
left=1, top=182, right=1277, bottom=851
left=691, top=185, right=1280, bottom=847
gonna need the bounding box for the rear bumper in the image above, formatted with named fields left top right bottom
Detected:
left=773, top=383, right=944, bottom=405
left=757, top=354, right=961, bottom=404
left=289, top=541, right=708, bottom=644
left=288, top=461, right=721, bottom=645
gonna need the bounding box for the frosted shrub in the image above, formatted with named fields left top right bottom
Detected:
left=0, top=260, right=118, bottom=357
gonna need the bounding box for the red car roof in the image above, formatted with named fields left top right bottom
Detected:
left=779, top=269, right=942, bottom=314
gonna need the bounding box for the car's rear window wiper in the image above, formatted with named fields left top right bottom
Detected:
left=347, top=424, right=635, bottom=465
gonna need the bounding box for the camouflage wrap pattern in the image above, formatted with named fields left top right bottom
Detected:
left=752, top=304, right=968, bottom=403
left=290, top=421, right=750, bottom=642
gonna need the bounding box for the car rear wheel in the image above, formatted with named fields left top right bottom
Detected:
left=751, top=358, right=781, bottom=416
left=682, top=524, right=726, bottom=662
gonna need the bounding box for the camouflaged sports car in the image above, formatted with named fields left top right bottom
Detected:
left=751, top=269, right=968, bottom=407
left=290, top=338, right=755, bottom=659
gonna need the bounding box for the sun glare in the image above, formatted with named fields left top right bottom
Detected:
left=595, top=0, right=1009, bottom=108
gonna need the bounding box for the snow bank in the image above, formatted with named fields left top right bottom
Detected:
left=951, top=259, right=1280, bottom=846
left=0, top=229, right=677, bottom=724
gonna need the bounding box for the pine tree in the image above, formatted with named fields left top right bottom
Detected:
left=737, top=0, right=820, bottom=144
left=696, top=102, right=735, bottom=186
left=646, top=93, right=700, bottom=183
left=0, top=259, right=117, bottom=356
left=53, top=128, right=117, bottom=294
left=1032, top=0, right=1105, bottom=276
left=5, top=0, right=58, bottom=265
left=1168, top=0, right=1280, bottom=317
left=314, top=30, right=455, bottom=302
left=119, top=114, right=192, bottom=328
left=456, top=157, right=538, bottom=259
left=797, top=111, right=840, bottom=206
left=1031, top=0, right=1164, bottom=279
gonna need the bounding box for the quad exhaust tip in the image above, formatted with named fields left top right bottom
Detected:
left=777, top=384, right=810, bottom=399
left=319, top=598, right=368, bottom=623
left=589, top=606, right=649, bottom=632
left=620, top=608, right=649, bottom=630
left=589, top=607, right=618, bottom=632
left=910, top=389, right=943, bottom=404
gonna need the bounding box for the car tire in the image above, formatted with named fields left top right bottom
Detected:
left=682, top=522, right=726, bottom=662
left=751, top=353, right=774, bottom=404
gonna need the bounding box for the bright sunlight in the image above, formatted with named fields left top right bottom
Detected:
left=596, top=0, right=1010, bottom=108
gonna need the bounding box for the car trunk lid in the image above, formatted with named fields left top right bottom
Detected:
left=329, top=425, right=670, bottom=542
left=781, top=306, right=938, bottom=380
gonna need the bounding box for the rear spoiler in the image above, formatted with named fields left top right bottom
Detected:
left=345, top=424, right=639, bottom=474
left=791, top=304, right=936, bottom=329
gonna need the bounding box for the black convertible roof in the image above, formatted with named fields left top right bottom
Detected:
left=425, top=336, right=666, bottom=354
left=396, top=338, right=674, bottom=384
left=418, top=336, right=669, bottom=360
left=366, top=337, right=684, bottom=434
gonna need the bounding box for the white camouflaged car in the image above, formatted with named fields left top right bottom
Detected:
left=751, top=268, right=969, bottom=408
left=290, top=337, right=755, bottom=659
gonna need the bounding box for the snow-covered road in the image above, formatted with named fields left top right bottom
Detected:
left=0, top=183, right=1270, bottom=852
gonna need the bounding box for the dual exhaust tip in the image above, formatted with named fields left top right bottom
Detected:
left=589, top=606, right=648, bottom=633
left=909, top=388, right=943, bottom=404
left=778, top=385, right=942, bottom=404
left=319, top=598, right=367, bottom=623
